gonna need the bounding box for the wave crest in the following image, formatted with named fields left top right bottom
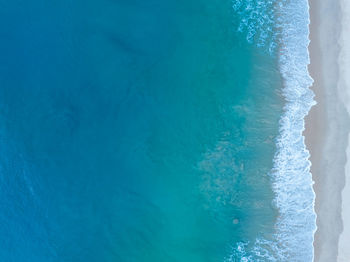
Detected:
left=231, top=0, right=317, bottom=260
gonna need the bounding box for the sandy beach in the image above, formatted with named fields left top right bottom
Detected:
left=305, top=0, right=350, bottom=261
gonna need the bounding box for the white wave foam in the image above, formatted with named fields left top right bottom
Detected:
left=230, top=0, right=317, bottom=260
left=270, top=0, right=317, bottom=260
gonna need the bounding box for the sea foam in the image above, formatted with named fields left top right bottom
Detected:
left=231, top=0, right=317, bottom=260
left=273, top=0, right=316, bottom=260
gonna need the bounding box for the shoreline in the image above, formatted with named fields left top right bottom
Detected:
left=272, top=0, right=317, bottom=259
left=305, top=0, right=350, bottom=261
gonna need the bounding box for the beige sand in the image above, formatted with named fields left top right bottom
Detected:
left=336, top=0, right=350, bottom=260
left=305, top=0, right=350, bottom=261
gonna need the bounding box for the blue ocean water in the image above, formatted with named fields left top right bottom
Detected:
left=0, top=0, right=315, bottom=261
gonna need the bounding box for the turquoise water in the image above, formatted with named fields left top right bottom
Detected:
left=0, top=0, right=315, bottom=261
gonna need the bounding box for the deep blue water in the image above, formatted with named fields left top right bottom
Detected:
left=0, top=0, right=315, bottom=261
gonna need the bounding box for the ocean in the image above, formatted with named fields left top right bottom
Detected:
left=0, top=0, right=316, bottom=261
